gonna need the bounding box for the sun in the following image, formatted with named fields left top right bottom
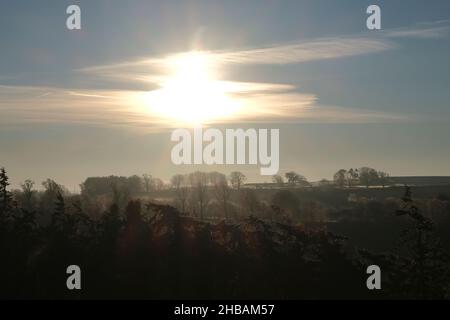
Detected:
left=143, top=51, right=240, bottom=125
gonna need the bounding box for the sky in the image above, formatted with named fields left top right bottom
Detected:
left=1, top=0, right=450, bottom=190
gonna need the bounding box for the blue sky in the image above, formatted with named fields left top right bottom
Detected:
left=1, top=0, right=450, bottom=189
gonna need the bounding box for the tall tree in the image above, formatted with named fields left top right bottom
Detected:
left=171, top=174, right=184, bottom=190
left=194, top=180, right=208, bottom=220
left=395, top=186, right=449, bottom=298
left=378, top=171, right=390, bottom=188
left=51, top=191, right=66, bottom=230
left=285, top=171, right=306, bottom=185
left=0, top=167, right=13, bottom=219
left=333, top=169, right=347, bottom=188
left=240, top=189, right=260, bottom=216
left=142, top=174, right=153, bottom=194
left=111, top=181, right=130, bottom=211
left=214, top=179, right=231, bottom=219
left=189, top=172, right=209, bottom=219
left=229, top=171, right=246, bottom=192
left=208, top=172, right=227, bottom=186
left=152, top=178, right=164, bottom=191
left=127, top=175, right=143, bottom=194
left=346, top=168, right=359, bottom=187
left=20, top=179, right=36, bottom=211
left=359, top=167, right=378, bottom=188
left=271, top=190, right=299, bottom=222
left=171, top=174, right=189, bottom=213
left=272, top=174, right=284, bottom=186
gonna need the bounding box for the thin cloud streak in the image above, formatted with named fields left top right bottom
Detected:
left=2, top=22, right=448, bottom=129
left=0, top=85, right=413, bottom=129
left=79, top=37, right=392, bottom=76
left=212, top=37, right=392, bottom=65
left=78, top=22, right=449, bottom=75
left=386, top=25, right=449, bottom=39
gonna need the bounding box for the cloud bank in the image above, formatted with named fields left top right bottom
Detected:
left=1, top=22, right=448, bottom=129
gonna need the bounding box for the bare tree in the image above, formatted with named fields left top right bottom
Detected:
left=272, top=174, right=284, bottom=186
left=214, top=179, right=231, bottom=220
left=285, top=171, right=306, bottom=185
left=194, top=182, right=208, bottom=220
left=240, top=189, right=260, bottom=216
left=20, top=179, right=36, bottom=211
left=333, top=169, right=347, bottom=188
left=359, top=167, right=379, bottom=188
left=142, top=174, right=153, bottom=194
left=229, top=171, right=246, bottom=192
left=111, top=181, right=130, bottom=211
left=395, top=186, right=449, bottom=298
left=152, top=178, right=164, bottom=191
left=208, top=171, right=227, bottom=186
left=346, top=168, right=359, bottom=187
left=171, top=174, right=189, bottom=213
left=189, top=172, right=209, bottom=219
left=127, top=175, right=143, bottom=194
left=171, top=174, right=183, bottom=190
left=270, top=189, right=299, bottom=223
left=378, top=171, right=390, bottom=188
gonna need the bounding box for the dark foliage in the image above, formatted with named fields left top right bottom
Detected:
left=1, top=169, right=449, bottom=299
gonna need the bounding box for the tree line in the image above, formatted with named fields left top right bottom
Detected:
left=1, top=165, right=449, bottom=299
left=333, top=167, right=391, bottom=188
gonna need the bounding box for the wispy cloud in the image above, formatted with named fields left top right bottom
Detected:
left=79, top=37, right=393, bottom=78
left=79, top=22, right=449, bottom=74
left=221, top=23, right=448, bottom=65
left=2, top=22, right=448, bottom=128
left=385, top=24, right=449, bottom=39
left=0, top=84, right=412, bottom=130
left=211, top=37, right=392, bottom=65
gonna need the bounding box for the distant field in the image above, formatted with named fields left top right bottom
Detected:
left=390, top=176, right=450, bottom=186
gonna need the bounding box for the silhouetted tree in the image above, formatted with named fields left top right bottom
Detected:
left=51, top=191, right=66, bottom=230
left=272, top=174, right=284, bottom=186
left=152, top=178, right=164, bottom=191
left=142, top=174, right=153, bottom=194
left=2, top=169, right=449, bottom=300
left=318, top=179, right=332, bottom=187
left=111, top=181, right=130, bottom=211
left=82, top=175, right=151, bottom=197
left=240, top=189, right=260, bottom=216
left=189, top=172, right=209, bottom=219
left=378, top=171, right=390, bottom=188
left=333, top=169, right=347, bottom=188
left=214, top=179, right=231, bottom=220
left=0, top=167, right=13, bottom=220
left=359, top=167, right=379, bottom=188
left=271, top=190, right=299, bottom=222
left=395, top=186, right=449, bottom=298
left=208, top=172, right=227, bottom=185
left=347, top=168, right=359, bottom=187
left=285, top=171, right=306, bottom=185
left=171, top=174, right=189, bottom=213
left=229, top=171, right=246, bottom=192
left=127, top=175, right=143, bottom=194
left=20, top=179, right=36, bottom=212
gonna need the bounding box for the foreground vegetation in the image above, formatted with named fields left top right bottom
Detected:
left=1, top=167, right=449, bottom=299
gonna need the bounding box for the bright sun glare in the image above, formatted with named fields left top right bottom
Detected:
left=144, top=51, right=240, bottom=125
